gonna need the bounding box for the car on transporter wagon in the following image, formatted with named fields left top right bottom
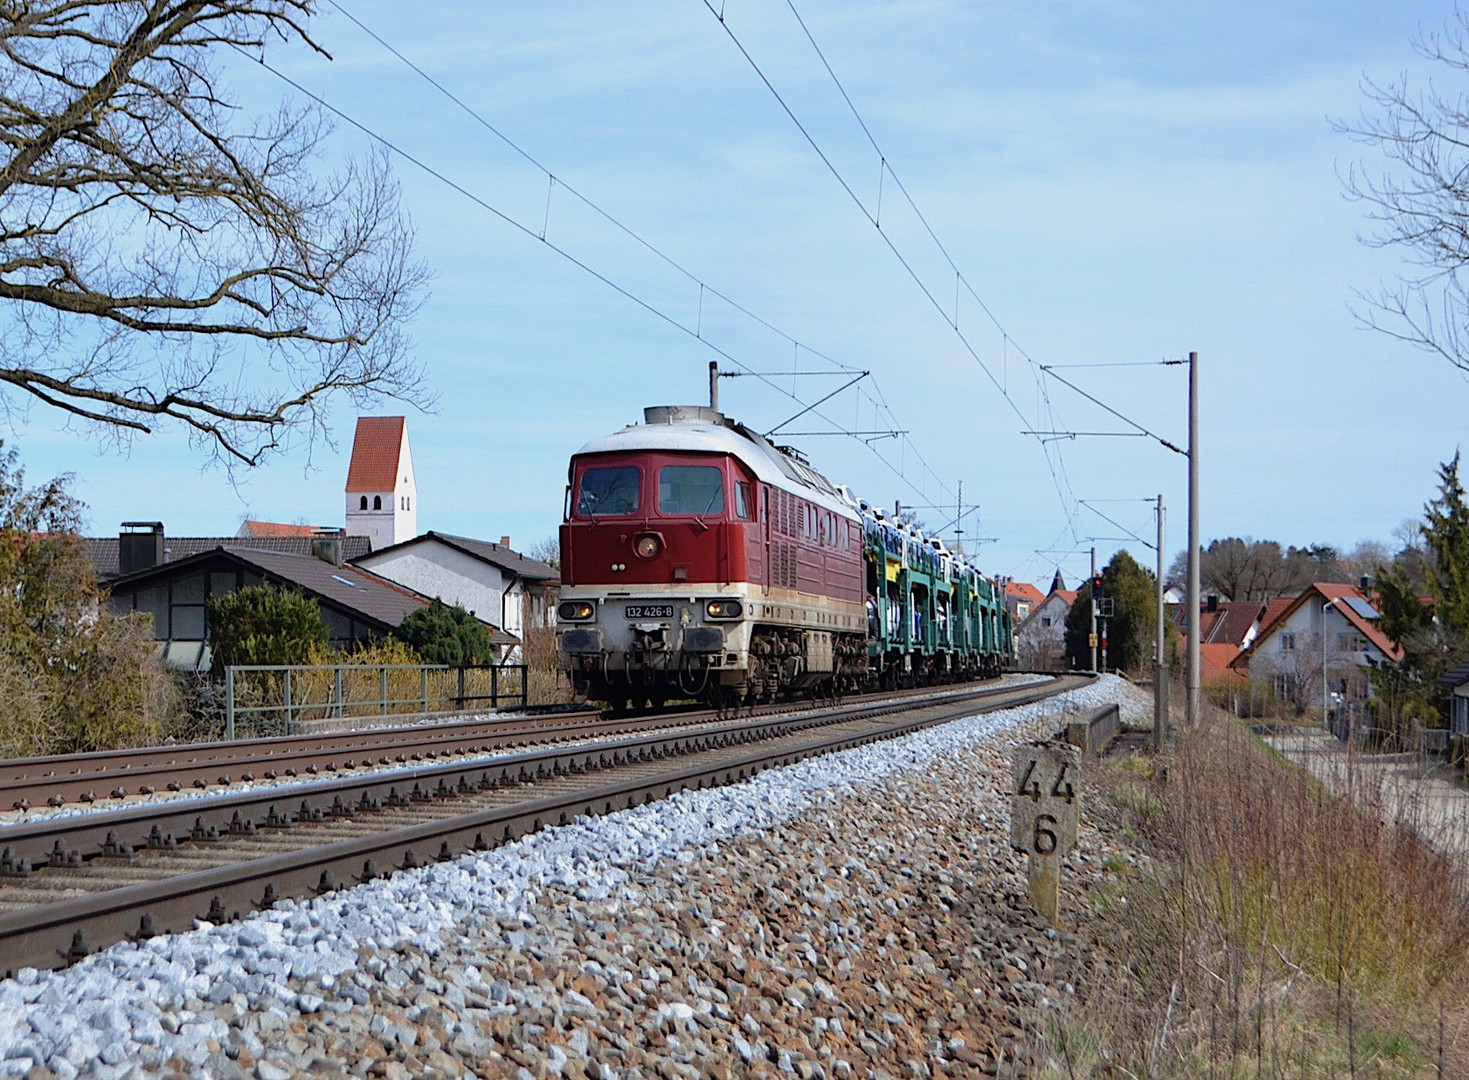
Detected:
left=555, top=403, right=1014, bottom=710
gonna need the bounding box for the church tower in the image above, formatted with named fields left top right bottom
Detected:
left=344, top=416, right=417, bottom=551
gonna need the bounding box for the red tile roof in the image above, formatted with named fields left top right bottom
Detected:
left=1201, top=643, right=1245, bottom=684
left=1256, top=598, right=1294, bottom=639
left=1055, top=589, right=1078, bottom=606
left=1314, top=582, right=1402, bottom=661
left=345, top=416, right=406, bottom=493
left=1006, top=582, right=1046, bottom=607
left=241, top=520, right=319, bottom=538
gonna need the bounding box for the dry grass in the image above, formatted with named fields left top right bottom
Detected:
left=1048, top=702, right=1469, bottom=1078
left=523, top=624, right=575, bottom=707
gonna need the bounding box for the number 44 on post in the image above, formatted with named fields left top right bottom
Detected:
left=1009, top=741, right=1082, bottom=924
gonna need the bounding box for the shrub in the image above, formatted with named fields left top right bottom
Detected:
left=394, top=598, right=495, bottom=667
left=206, top=584, right=330, bottom=674
left=0, top=447, right=184, bottom=754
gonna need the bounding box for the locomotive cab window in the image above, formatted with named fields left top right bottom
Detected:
left=576, top=465, right=641, bottom=516
left=658, top=465, right=725, bottom=516
left=734, top=481, right=753, bottom=520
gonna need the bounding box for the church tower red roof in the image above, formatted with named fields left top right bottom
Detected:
left=345, top=417, right=406, bottom=493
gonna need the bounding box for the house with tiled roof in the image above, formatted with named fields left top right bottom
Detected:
left=1015, top=574, right=1078, bottom=670
left=1003, top=581, right=1046, bottom=625
left=105, top=543, right=516, bottom=671
left=353, top=532, right=559, bottom=659
left=1230, top=582, right=1402, bottom=728
left=345, top=416, right=417, bottom=551
left=86, top=521, right=371, bottom=582
left=1167, top=599, right=1264, bottom=689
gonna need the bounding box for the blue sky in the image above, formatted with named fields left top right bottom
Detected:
left=15, top=1, right=1469, bottom=586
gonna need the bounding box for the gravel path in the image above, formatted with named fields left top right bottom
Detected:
left=0, top=675, right=1148, bottom=1079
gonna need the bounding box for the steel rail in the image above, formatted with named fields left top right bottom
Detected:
left=0, top=708, right=610, bottom=810
left=0, top=678, right=1026, bottom=811
left=0, top=676, right=1087, bottom=972
left=0, top=679, right=1045, bottom=873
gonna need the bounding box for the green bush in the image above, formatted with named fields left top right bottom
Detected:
left=394, top=598, right=495, bottom=667
left=206, top=584, right=330, bottom=674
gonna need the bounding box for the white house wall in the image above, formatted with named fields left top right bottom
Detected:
left=1016, top=595, right=1070, bottom=668
left=357, top=545, right=519, bottom=638
left=1243, top=602, right=1384, bottom=703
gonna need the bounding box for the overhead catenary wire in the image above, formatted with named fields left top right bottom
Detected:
left=242, top=11, right=958, bottom=509
left=704, top=0, right=1092, bottom=539
left=711, top=0, right=1184, bottom=561
left=1079, top=500, right=1156, bottom=552
left=701, top=0, right=1032, bottom=428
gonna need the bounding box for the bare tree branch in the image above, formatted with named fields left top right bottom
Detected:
left=0, top=1, right=430, bottom=466
left=1338, top=7, right=1469, bottom=374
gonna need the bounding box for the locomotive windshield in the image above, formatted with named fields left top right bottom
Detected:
left=576, top=465, right=641, bottom=516
left=658, top=465, right=725, bottom=516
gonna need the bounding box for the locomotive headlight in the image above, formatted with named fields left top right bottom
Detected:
left=557, top=601, right=596, bottom=621
left=633, top=533, right=663, bottom=559
left=705, top=599, right=743, bottom=620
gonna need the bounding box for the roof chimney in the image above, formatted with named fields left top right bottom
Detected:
left=1359, top=574, right=1371, bottom=592
left=119, top=522, right=164, bottom=576
left=311, top=528, right=344, bottom=567
left=500, top=535, right=511, bottom=548
left=1206, top=593, right=1219, bottom=613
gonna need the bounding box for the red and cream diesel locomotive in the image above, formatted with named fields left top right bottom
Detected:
left=556, top=404, right=1009, bottom=708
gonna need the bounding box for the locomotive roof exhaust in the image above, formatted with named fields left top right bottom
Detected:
left=643, top=405, right=725, bottom=427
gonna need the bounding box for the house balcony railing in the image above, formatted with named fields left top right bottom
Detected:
left=223, top=662, right=528, bottom=739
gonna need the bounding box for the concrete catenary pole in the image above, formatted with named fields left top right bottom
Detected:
left=1155, top=494, right=1168, bottom=749
left=1186, top=351, right=1201, bottom=728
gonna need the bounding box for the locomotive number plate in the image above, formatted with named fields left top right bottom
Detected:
left=625, top=604, right=674, bottom=619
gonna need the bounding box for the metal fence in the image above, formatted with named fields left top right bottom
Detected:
left=224, top=662, right=528, bottom=739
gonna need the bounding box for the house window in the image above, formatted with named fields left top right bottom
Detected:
left=1274, top=674, right=1294, bottom=699
left=1279, top=632, right=1296, bottom=651
left=1041, top=616, right=1052, bottom=627
left=373, top=495, right=382, bottom=510
left=1338, top=633, right=1368, bottom=652
left=359, top=496, right=367, bottom=510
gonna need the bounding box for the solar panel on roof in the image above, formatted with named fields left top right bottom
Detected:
left=1342, top=596, right=1379, bottom=620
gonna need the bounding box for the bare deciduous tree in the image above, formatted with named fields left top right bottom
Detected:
left=1340, top=10, right=1469, bottom=372
left=0, top=1, right=430, bottom=466
left=1168, top=538, right=1342, bottom=602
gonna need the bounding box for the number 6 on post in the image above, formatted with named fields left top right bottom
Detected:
left=1009, top=741, right=1082, bottom=924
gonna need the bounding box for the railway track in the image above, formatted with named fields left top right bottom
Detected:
left=0, top=681, right=1022, bottom=813
left=0, top=675, right=1088, bottom=973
